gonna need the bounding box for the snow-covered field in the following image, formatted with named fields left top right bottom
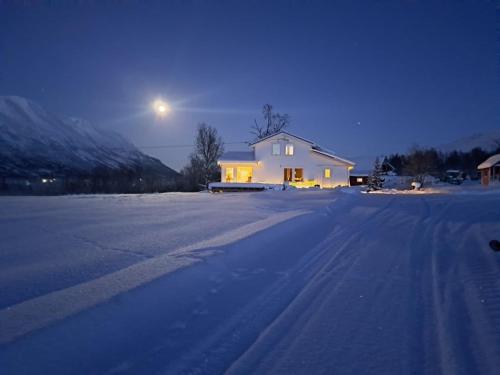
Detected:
left=1, top=187, right=499, bottom=374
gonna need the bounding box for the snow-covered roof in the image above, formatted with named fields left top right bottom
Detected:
left=219, top=151, right=255, bottom=162
left=249, top=131, right=355, bottom=166
left=477, top=154, right=500, bottom=169
left=350, top=171, right=370, bottom=176
left=311, top=146, right=356, bottom=166
left=249, top=131, right=314, bottom=146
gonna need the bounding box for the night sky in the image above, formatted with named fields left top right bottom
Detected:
left=0, top=1, right=497, bottom=170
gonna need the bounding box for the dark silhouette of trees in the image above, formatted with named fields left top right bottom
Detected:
left=386, top=146, right=500, bottom=182
left=182, top=123, right=224, bottom=190
left=251, top=104, right=290, bottom=139
left=368, top=157, right=384, bottom=191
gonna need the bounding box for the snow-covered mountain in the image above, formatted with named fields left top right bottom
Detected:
left=0, top=96, right=178, bottom=178
left=436, top=130, right=500, bottom=153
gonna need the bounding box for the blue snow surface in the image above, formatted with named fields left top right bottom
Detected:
left=1, top=186, right=500, bottom=374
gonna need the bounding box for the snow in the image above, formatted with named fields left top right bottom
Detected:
left=219, top=151, right=255, bottom=162
left=310, top=147, right=356, bottom=166
left=209, top=182, right=283, bottom=190
left=478, top=154, right=500, bottom=169
left=0, top=96, right=175, bottom=176
left=437, top=130, right=500, bottom=153
left=1, top=188, right=499, bottom=374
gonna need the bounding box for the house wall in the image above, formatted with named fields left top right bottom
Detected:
left=245, top=133, right=351, bottom=187
left=480, top=166, right=500, bottom=186
left=480, top=168, right=490, bottom=186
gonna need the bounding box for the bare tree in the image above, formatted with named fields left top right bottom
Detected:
left=251, top=104, right=290, bottom=139
left=184, top=123, right=224, bottom=190
left=403, top=146, right=442, bottom=186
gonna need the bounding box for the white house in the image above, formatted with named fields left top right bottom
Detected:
left=211, top=131, right=355, bottom=190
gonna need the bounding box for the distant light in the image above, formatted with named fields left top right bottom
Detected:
left=42, top=178, right=48, bottom=183
left=152, top=99, right=171, bottom=117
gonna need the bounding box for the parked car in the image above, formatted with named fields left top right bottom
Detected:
left=444, top=170, right=464, bottom=185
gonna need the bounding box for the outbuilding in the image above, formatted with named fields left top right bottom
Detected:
left=477, top=154, right=500, bottom=186
left=349, top=173, right=369, bottom=186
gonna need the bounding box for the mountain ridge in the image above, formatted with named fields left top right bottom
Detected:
left=435, top=130, right=500, bottom=153
left=0, top=96, right=178, bottom=179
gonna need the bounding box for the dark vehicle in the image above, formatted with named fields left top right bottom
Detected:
left=444, top=170, right=464, bottom=185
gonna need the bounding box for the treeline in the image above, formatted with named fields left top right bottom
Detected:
left=386, top=146, right=500, bottom=180
left=0, top=167, right=182, bottom=195
left=63, top=167, right=182, bottom=194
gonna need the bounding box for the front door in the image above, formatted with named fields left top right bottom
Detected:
left=481, top=169, right=489, bottom=186
left=284, top=168, right=303, bottom=183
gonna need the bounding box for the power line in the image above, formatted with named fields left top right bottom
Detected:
left=136, top=141, right=249, bottom=150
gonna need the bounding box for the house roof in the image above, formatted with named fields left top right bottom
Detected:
left=219, top=151, right=256, bottom=162
left=477, top=154, right=500, bottom=169
left=249, top=131, right=355, bottom=166
left=249, top=131, right=314, bottom=146
left=311, top=146, right=356, bottom=166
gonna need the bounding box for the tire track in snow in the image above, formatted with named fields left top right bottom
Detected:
left=0, top=210, right=309, bottom=345
left=226, top=196, right=406, bottom=374
left=424, top=199, right=500, bottom=375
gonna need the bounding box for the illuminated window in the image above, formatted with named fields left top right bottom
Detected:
left=294, top=168, right=303, bottom=182
left=357, top=177, right=363, bottom=183
left=285, top=144, right=294, bottom=156
left=324, top=168, right=331, bottom=178
left=272, top=143, right=280, bottom=155
left=237, top=167, right=253, bottom=183
left=225, top=167, right=234, bottom=182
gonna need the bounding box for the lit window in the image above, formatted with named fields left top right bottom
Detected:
left=272, top=143, right=280, bottom=155
left=324, top=168, right=331, bottom=178
left=225, top=167, right=234, bottom=182
left=357, top=177, right=363, bottom=183
left=237, top=167, right=253, bottom=183
left=294, top=168, right=303, bottom=182
left=285, top=144, right=294, bottom=156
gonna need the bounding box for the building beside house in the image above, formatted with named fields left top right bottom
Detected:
left=477, top=154, right=500, bottom=186
left=210, top=131, right=355, bottom=191
left=349, top=173, right=369, bottom=186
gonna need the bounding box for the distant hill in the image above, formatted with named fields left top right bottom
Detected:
left=0, top=96, right=178, bottom=178
left=0, top=96, right=179, bottom=193
left=436, top=130, right=500, bottom=153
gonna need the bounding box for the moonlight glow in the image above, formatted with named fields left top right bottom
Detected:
left=152, top=99, right=171, bottom=117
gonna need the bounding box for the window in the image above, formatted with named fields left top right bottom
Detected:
left=294, top=168, right=303, bottom=182
left=272, top=143, right=280, bottom=155
left=357, top=177, right=363, bottom=183
left=324, top=168, right=331, bottom=178
left=284, top=168, right=303, bottom=182
left=285, top=144, right=294, bottom=156
left=236, top=167, right=253, bottom=183
left=225, top=168, right=234, bottom=182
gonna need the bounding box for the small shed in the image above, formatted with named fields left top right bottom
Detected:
left=477, top=154, right=500, bottom=186
left=350, top=173, right=369, bottom=186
